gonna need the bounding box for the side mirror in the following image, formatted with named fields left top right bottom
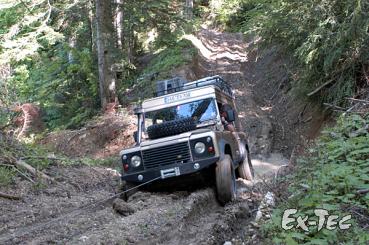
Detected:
left=226, top=109, right=235, bottom=122
left=133, top=131, right=138, bottom=143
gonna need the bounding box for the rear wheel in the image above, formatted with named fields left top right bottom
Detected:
left=238, top=150, right=254, bottom=181
left=215, top=154, right=236, bottom=205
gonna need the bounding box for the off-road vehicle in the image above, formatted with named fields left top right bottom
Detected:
left=119, top=75, right=254, bottom=205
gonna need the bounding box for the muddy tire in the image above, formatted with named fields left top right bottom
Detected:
left=147, top=117, right=196, bottom=139
left=215, top=154, right=236, bottom=205
left=117, top=181, right=137, bottom=202
left=238, top=150, right=254, bottom=181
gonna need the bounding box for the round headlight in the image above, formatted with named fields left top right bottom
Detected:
left=131, top=155, right=142, bottom=167
left=194, top=142, right=206, bottom=154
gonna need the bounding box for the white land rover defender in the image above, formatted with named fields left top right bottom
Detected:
left=119, top=75, right=254, bottom=205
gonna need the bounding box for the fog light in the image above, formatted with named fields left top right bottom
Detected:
left=138, top=175, right=143, bottom=181
left=194, top=163, right=200, bottom=170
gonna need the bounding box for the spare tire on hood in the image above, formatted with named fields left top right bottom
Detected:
left=147, top=117, right=197, bottom=139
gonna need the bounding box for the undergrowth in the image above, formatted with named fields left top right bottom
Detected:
left=208, top=0, right=369, bottom=106
left=0, top=167, right=16, bottom=185
left=122, top=39, right=196, bottom=101
left=143, top=39, right=195, bottom=77
left=0, top=134, right=118, bottom=186
left=0, top=136, right=48, bottom=185
left=262, top=114, right=369, bottom=244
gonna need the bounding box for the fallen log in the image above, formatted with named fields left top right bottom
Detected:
left=323, top=103, right=346, bottom=111
left=307, top=79, right=335, bottom=97
left=15, top=159, right=54, bottom=182
left=346, top=98, right=369, bottom=104
left=0, top=191, right=21, bottom=200
left=357, top=189, right=369, bottom=195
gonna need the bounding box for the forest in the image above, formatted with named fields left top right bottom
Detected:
left=0, top=0, right=368, bottom=244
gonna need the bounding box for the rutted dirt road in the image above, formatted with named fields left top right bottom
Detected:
left=0, top=28, right=298, bottom=244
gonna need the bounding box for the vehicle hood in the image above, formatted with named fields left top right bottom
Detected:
left=140, top=128, right=212, bottom=147
left=120, top=128, right=213, bottom=155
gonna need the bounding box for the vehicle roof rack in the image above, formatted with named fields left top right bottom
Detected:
left=154, top=75, right=234, bottom=97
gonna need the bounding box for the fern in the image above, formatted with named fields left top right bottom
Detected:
left=262, top=114, right=369, bottom=244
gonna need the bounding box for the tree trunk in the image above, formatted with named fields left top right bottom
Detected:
left=115, top=0, right=124, bottom=50
left=68, top=34, right=76, bottom=63
left=88, top=0, right=96, bottom=54
left=95, top=0, right=117, bottom=109
left=185, top=0, right=193, bottom=19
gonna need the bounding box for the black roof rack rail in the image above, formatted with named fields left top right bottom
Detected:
left=153, top=75, right=234, bottom=97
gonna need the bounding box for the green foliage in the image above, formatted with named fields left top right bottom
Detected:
left=206, top=0, right=272, bottom=32
left=79, top=156, right=117, bottom=167
left=0, top=135, right=50, bottom=186
left=1, top=1, right=98, bottom=129
left=0, top=166, right=16, bottom=185
left=0, top=3, right=23, bottom=35
left=143, top=39, right=195, bottom=76
left=262, top=114, right=369, bottom=244
left=209, top=0, right=369, bottom=105
left=121, top=0, right=186, bottom=52
left=259, top=0, right=369, bottom=105
left=0, top=0, right=189, bottom=129
left=124, top=39, right=196, bottom=100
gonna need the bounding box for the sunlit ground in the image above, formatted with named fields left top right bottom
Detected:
left=252, top=153, right=289, bottom=179
left=0, top=0, right=15, bottom=9
left=238, top=153, right=289, bottom=189
left=183, top=33, right=248, bottom=62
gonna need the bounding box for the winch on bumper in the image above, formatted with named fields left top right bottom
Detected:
left=120, top=136, right=219, bottom=183
left=122, top=156, right=219, bottom=183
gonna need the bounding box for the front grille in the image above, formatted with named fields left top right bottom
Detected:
left=142, top=142, right=191, bottom=169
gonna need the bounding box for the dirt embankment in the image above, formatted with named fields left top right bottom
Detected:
left=0, top=28, right=327, bottom=244
left=40, top=110, right=136, bottom=159
left=191, top=29, right=328, bottom=158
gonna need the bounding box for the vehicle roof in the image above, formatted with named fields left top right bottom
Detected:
left=141, top=76, right=234, bottom=112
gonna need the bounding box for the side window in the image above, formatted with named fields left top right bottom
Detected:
left=217, top=102, right=222, bottom=113
left=220, top=103, right=236, bottom=131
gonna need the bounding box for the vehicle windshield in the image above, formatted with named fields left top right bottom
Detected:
left=144, top=98, right=218, bottom=130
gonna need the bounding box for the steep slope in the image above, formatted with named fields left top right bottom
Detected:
left=0, top=28, right=325, bottom=244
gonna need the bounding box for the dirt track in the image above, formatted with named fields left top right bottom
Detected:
left=0, top=164, right=262, bottom=244
left=0, top=28, right=300, bottom=244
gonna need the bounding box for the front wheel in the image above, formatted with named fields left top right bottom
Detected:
left=215, top=154, right=236, bottom=205
left=238, top=150, right=254, bottom=181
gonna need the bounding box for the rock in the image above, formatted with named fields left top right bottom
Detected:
left=79, top=235, right=88, bottom=242
left=235, top=203, right=250, bottom=219
left=112, top=198, right=135, bottom=216
left=223, top=241, right=232, bottom=245
left=126, top=236, right=136, bottom=243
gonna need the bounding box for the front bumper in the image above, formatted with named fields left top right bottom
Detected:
left=121, top=156, right=219, bottom=183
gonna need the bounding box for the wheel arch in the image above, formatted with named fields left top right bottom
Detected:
left=224, top=144, right=233, bottom=159
left=217, top=139, right=235, bottom=164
